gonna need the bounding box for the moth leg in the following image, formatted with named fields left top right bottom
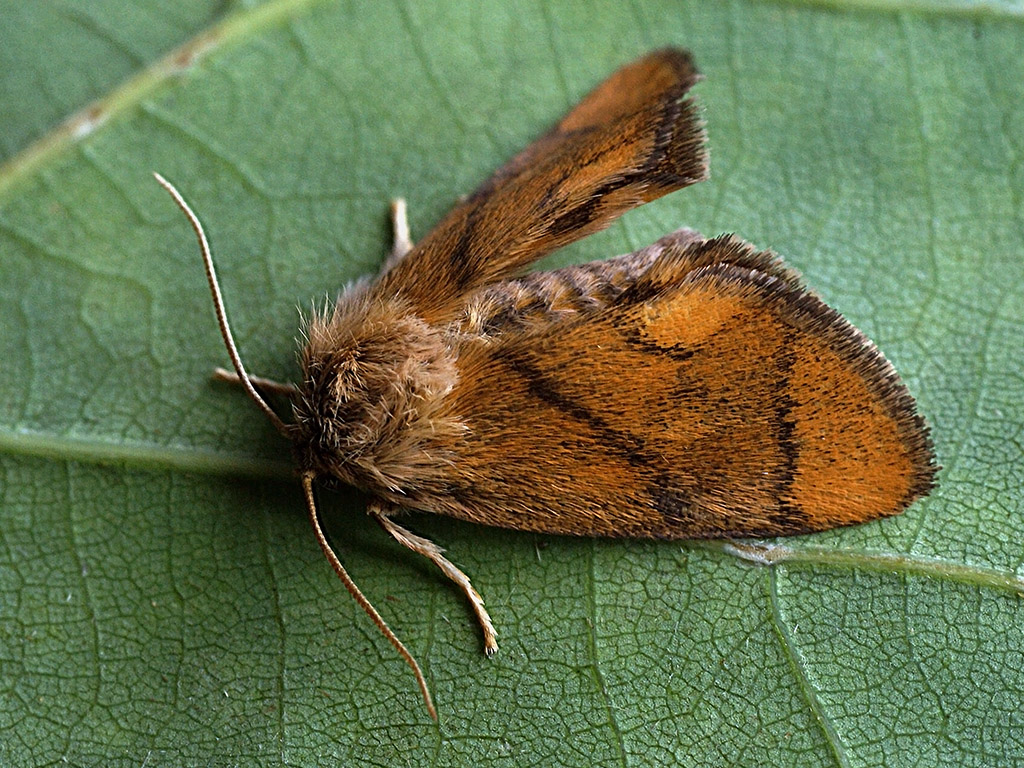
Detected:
left=212, top=367, right=299, bottom=397
left=382, top=198, right=414, bottom=271
left=371, top=502, right=498, bottom=656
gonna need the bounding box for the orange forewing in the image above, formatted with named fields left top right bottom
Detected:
left=375, top=49, right=707, bottom=321
left=421, top=235, right=935, bottom=538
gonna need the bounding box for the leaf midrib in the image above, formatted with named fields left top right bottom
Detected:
left=3, top=420, right=1018, bottom=595
left=0, top=0, right=333, bottom=200
left=0, top=425, right=293, bottom=479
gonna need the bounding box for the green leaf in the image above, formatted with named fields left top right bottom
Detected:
left=1, top=1, right=1022, bottom=765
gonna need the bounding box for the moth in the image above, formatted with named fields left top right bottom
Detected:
left=156, top=48, right=936, bottom=719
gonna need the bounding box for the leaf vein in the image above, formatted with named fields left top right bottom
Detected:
left=769, top=567, right=851, bottom=768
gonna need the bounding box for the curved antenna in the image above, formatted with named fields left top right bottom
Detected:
left=302, top=473, right=438, bottom=720
left=153, top=173, right=289, bottom=437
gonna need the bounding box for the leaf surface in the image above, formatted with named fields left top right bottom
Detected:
left=1, top=1, right=1022, bottom=765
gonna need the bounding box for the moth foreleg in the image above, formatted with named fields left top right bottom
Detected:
left=371, top=502, right=498, bottom=656
left=382, top=198, right=414, bottom=271
left=212, top=367, right=299, bottom=397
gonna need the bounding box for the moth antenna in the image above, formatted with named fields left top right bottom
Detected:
left=153, top=173, right=289, bottom=437
left=302, top=473, right=437, bottom=721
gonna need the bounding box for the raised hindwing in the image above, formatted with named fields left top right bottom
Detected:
left=373, top=48, right=708, bottom=322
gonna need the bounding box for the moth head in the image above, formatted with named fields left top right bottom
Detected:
left=292, top=284, right=460, bottom=491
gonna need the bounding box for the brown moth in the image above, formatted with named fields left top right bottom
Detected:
left=155, top=48, right=936, bottom=719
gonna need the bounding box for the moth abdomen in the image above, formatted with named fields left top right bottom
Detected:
left=458, top=237, right=678, bottom=337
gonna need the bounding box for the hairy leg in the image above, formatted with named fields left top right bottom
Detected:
left=371, top=501, right=498, bottom=655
